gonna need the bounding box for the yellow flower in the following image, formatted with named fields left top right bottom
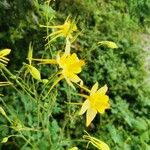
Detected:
left=79, top=82, right=110, bottom=126
left=0, top=49, right=11, bottom=64
left=56, top=53, right=85, bottom=86
left=32, top=52, right=85, bottom=87
left=83, top=132, right=110, bottom=150
left=98, top=41, right=118, bottom=49
left=40, top=16, right=77, bottom=43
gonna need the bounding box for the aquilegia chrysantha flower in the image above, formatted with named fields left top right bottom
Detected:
left=56, top=53, right=85, bottom=86
left=40, top=16, right=77, bottom=43
left=79, top=82, right=110, bottom=126
left=0, top=49, right=11, bottom=65
left=33, top=52, right=85, bottom=87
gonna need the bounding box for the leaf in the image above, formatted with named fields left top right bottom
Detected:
left=133, top=117, right=148, bottom=131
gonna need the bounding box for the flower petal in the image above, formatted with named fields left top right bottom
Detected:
left=70, top=60, right=85, bottom=73
left=65, top=39, right=71, bottom=55
left=90, top=82, right=99, bottom=95
left=0, top=49, right=11, bottom=57
left=79, top=99, right=90, bottom=115
left=96, top=95, right=110, bottom=114
left=86, top=108, right=97, bottom=126
left=69, top=74, right=81, bottom=83
left=97, top=84, right=108, bottom=94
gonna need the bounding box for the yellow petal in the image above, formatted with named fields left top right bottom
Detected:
left=65, top=39, right=71, bottom=55
left=0, top=58, right=9, bottom=64
left=70, top=60, right=85, bottom=73
left=96, top=95, right=110, bottom=114
left=28, top=65, right=41, bottom=80
left=97, top=84, right=108, bottom=94
left=67, top=53, right=78, bottom=64
left=86, top=108, right=97, bottom=126
left=69, top=74, right=81, bottom=83
left=0, top=49, right=11, bottom=57
left=91, top=82, right=99, bottom=95
left=79, top=99, right=90, bottom=115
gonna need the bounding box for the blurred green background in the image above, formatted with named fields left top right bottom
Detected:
left=0, top=0, right=150, bottom=149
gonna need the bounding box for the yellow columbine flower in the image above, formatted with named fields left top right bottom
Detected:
left=98, top=41, right=118, bottom=49
left=40, top=16, right=77, bottom=43
left=0, top=49, right=11, bottom=64
left=56, top=53, right=85, bottom=86
left=79, top=82, right=110, bottom=126
left=83, top=132, right=110, bottom=150
left=32, top=52, right=85, bottom=88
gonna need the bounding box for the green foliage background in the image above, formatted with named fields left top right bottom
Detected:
left=0, top=0, right=150, bottom=149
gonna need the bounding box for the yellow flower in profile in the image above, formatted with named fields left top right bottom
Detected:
left=40, top=16, right=77, bottom=43
left=98, top=41, right=118, bottom=49
left=0, top=49, right=11, bottom=64
left=83, top=132, right=110, bottom=150
left=79, top=82, right=110, bottom=126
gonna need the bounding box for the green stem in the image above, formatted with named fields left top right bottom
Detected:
left=43, top=75, right=64, bottom=100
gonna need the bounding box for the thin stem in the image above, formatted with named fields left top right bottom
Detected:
left=75, top=83, right=91, bottom=93
left=64, top=101, right=82, bottom=105
left=43, top=75, right=64, bottom=100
